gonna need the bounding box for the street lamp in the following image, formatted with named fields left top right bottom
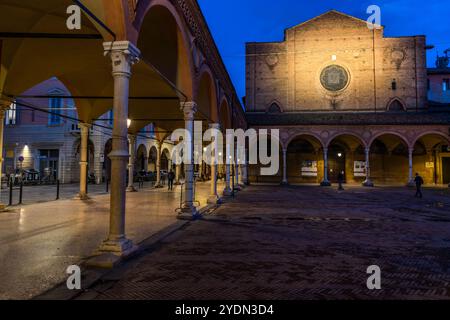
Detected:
left=127, top=119, right=132, bottom=129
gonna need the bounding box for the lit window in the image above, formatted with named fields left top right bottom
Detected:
left=5, top=102, right=17, bottom=125
left=443, top=79, right=450, bottom=92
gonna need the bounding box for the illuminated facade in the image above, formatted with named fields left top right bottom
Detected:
left=246, top=11, right=450, bottom=186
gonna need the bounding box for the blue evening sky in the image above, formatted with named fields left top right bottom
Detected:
left=198, top=0, right=450, bottom=101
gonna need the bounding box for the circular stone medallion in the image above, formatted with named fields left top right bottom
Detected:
left=320, top=65, right=349, bottom=92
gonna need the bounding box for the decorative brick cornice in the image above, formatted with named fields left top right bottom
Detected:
left=173, top=0, right=244, bottom=116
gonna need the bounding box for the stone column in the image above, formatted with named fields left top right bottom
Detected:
left=0, top=103, right=8, bottom=210
left=126, top=134, right=137, bottom=192
left=76, top=123, right=91, bottom=200
left=97, top=41, right=140, bottom=258
left=320, top=147, right=331, bottom=186
left=175, top=162, right=181, bottom=185
left=243, top=150, right=249, bottom=185
left=234, top=148, right=241, bottom=191
left=208, top=124, right=220, bottom=204
left=282, top=148, right=288, bottom=185
left=408, top=147, right=415, bottom=186
left=179, top=102, right=199, bottom=219
left=154, top=141, right=163, bottom=188
left=363, top=147, right=374, bottom=187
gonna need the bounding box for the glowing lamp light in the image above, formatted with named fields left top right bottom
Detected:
left=203, top=147, right=207, bottom=152
left=127, top=119, right=132, bottom=128
left=337, top=153, right=343, bottom=158
left=332, top=54, right=337, bottom=61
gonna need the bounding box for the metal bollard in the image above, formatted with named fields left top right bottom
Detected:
left=8, top=181, right=13, bottom=206
left=18, top=181, right=23, bottom=205
left=56, top=179, right=60, bottom=200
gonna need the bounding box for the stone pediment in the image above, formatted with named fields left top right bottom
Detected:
left=286, top=10, right=380, bottom=33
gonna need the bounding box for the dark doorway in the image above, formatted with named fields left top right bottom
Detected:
left=328, top=145, right=346, bottom=183
left=443, top=157, right=450, bottom=184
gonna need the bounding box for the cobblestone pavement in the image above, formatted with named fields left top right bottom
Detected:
left=0, top=180, right=224, bottom=300
left=83, top=185, right=450, bottom=300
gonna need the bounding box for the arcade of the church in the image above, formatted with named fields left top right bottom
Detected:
left=245, top=11, right=450, bottom=186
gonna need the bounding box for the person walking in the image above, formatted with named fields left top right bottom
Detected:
left=414, top=173, right=424, bottom=198
left=337, top=171, right=345, bottom=191
left=168, top=170, right=175, bottom=191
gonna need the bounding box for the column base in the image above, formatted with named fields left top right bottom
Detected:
left=223, top=187, right=233, bottom=196
left=407, top=180, right=416, bottom=187
left=207, top=195, right=222, bottom=205
left=362, top=179, right=374, bottom=187
left=178, top=205, right=201, bottom=221
left=126, top=185, right=137, bottom=192
left=75, top=193, right=90, bottom=200
left=174, top=182, right=182, bottom=185
left=281, top=181, right=289, bottom=186
left=88, top=237, right=138, bottom=269
left=320, top=180, right=331, bottom=187
left=154, top=184, right=164, bottom=189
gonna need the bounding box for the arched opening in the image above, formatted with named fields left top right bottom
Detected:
left=412, top=133, right=450, bottom=185
left=387, top=98, right=406, bottom=112
left=197, top=70, right=218, bottom=123
left=327, top=134, right=366, bottom=184
left=136, top=144, right=148, bottom=173
left=136, top=3, right=194, bottom=99
left=286, top=135, right=323, bottom=184
left=219, top=98, right=231, bottom=130
left=267, top=103, right=282, bottom=114
left=161, top=148, right=172, bottom=171
left=369, top=134, right=409, bottom=185
left=148, top=146, right=158, bottom=173
left=248, top=134, right=283, bottom=184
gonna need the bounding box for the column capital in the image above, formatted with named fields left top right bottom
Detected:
left=209, top=123, right=220, bottom=130
left=103, top=41, right=140, bottom=77
left=128, top=133, right=137, bottom=142
left=78, top=122, right=92, bottom=131
left=181, top=101, right=197, bottom=121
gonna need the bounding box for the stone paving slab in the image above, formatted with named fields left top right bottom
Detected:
left=79, top=185, right=450, bottom=300
left=0, top=180, right=224, bottom=300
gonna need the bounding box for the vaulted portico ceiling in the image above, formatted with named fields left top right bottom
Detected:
left=0, top=0, right=246, bottom=133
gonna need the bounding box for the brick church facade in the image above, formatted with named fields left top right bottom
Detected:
left=245, top=11, right=450, bottom=186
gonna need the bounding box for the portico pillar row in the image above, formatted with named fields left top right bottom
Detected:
left=154, top=140, right=163, bottom=188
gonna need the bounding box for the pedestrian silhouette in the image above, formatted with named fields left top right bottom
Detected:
left=168, top=170, right=175, bottom=191
left=414, top=173, right=424, bottom=198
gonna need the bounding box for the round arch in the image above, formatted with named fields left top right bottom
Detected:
left=285, top=133, right=324, bottom=151
left=285, top=134, right=325, bottom=184
left=368, top=132, right=410, bottom=149
left=326, top=132, right=367, bottom=149
left=134, top=0, right=195, bottom=100
left=196, top=65, right=219, bottom=123
left=136, top=144, right=148, bottom=172
left=219, top=97, right=232, bottom=130
left=369, top=133, right=410, bottom=185
left=412, top=131, right=450, bottom=147
left=148, top=145, right=158, bottom=172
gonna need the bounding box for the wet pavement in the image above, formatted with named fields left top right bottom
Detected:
left=0, top=180, right=224, bottom=300
left=77, top=184, right=450, bottom=300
